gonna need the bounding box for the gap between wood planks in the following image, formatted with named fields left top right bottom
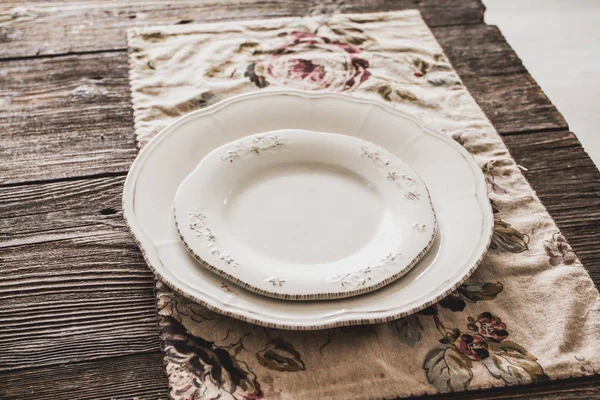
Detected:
left=0, top=48, right=125, bottom=63
left=0, top=171, right=127, bottom=189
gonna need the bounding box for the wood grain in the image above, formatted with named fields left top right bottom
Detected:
left=463, top=72, right=568, bottom=134
left=0, top=0, right=485, bottom=59
left=431, top=375, right=600, bottom=400
left=503, top=130, right=600, bottom=283
left=0, top=24, right=566, bottom=185
left=0, top=175, right=162, bottom=371
left=0, top=176, right=127, bottom=246
left=0, top=352, right=169, bottom=400
left=432, top=24, right=526, bottom=77
left=0, top=52, right=136, bottom=186
left=1, top=0, right=599, bottom=399
left=433, top=25, right=568, bottom=133
left=0, top=232, right=161, bottom=371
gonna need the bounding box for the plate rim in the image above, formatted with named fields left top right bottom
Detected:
left=123, top=89, right=493, bottom=330
left=172, top=129, right=438, bottom=301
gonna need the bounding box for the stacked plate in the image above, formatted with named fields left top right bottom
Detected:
left=123, top=90, right=493, bottom=330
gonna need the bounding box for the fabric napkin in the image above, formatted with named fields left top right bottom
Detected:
left=127, top=10, right=600, bottom=399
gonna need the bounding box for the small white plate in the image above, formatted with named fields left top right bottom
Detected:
left=174, top=130, right=436, bottom=300
left=123, top=90, right=493, bottom=330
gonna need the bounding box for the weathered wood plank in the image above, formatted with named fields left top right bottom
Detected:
left=502, top=130, right=600, bottom=283
left=0, top=0, right=485, bottom=59
left=0, top=1, right=596, bottom=399
left=432, top=24, right=567, bottom=133
left=0, top=23, right=567, bottom=185
left=436, top=375, right=600, bottom=399
left=0, top=173, right=162, bottom=372
left=463, top=72, right=568, bottom=134
left=0, top=352, right=169, bottom=400
left=432, top=24, right=526, bottom=78
left=0, top=232, right=161, bottom=371
left=0, top=52, right=136, bottom=186
left=0, top=176, right=126, bottom=246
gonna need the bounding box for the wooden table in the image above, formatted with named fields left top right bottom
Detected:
left=1, top=1, right=599, bottom=399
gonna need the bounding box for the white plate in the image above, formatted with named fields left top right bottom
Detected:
left=123, top=90, right=493, bottom=330
left=174, top=130, right=436, bottom=300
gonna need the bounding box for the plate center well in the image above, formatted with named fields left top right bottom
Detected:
left=224, top=162, right=383, bottom=264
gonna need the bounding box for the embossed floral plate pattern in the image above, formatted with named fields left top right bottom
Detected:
left=174, top=129, right=436, bottom=300
left=123, top=90, right=493, bottom=329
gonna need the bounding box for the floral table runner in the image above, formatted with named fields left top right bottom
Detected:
left=127, top=10, right=600, bottom=399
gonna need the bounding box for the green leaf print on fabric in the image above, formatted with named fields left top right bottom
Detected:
left=245, top=63, right=270, bottom=88
left=491, top=218, right=529, bottom=253
left=140, top=31, right=165, bottom=42
left=421, top=311, right=548, bottom=392
left=205, top=61, right=235, bottom=79
left=396, top=89, right=418, bottom=101
left=377, top=85, right=418, bottom=102
left=256, top=338, right=306, bottom=372
left=440, top=282, right=504, bottom=312
left=412, top=57, right=430, bottom=77
left=378, top=84, right=392, bottom=101
left=483, top=341, right=549, bottom=384
left=390, top=314, right=424, bottom=347
left=458, top=282, right=504, bottom=302
left=424, top=344, right=474, bottom=392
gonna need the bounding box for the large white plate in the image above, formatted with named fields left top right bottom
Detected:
left=123, top=90, right=493, bottom=330
left=174, top=129, right=436, bottom=300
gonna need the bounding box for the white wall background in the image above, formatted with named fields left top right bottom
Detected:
left=484, top=0, right=599, bottom=167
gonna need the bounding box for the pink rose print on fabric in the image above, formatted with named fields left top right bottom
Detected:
left=245, top=31, right=371, bottom=91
